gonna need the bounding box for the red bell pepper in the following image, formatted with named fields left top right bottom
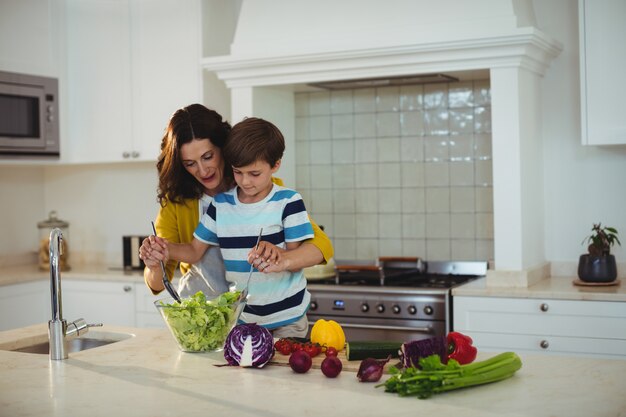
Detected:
left=447, top=331, right=477, bottom=364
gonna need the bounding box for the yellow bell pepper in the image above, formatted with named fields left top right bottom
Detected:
left=310, top=319, right=346, bottom=351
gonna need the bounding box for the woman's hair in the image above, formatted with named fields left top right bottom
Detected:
left=156, top=104, right=232, bottom=205
left=224, top=117, right=285, bottom=168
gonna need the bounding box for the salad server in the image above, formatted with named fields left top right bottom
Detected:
left=151, top=221, right=181, bottom=303
left=239, top=228, right=263, bottom=302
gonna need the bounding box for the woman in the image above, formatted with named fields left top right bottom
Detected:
left=140, top=104, right=333, bottom=297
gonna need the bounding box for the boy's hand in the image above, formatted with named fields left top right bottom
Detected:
left=249, top=241, right=283, bottom=272
left=139, top=235, right=169, bottom=268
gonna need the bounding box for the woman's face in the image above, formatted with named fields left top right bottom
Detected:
left=180, top=138, right=225, bottom=196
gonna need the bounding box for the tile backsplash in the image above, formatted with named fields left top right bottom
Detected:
left=294, top=80, right=493, bottom=261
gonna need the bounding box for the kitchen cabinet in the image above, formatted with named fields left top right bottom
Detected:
left=63, top=279, right=137, bottom=327
left=0, top=281, right=48, bottom=331
left=135, top=282, right=166, bottom=328
left=579, top=0, right=626, bottom=145
left=453, top=296, right=626, bottom=359
left=63, top=0, right=201, bottom=163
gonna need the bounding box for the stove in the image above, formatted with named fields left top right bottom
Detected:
left=306, top=258, right=487, bottom=342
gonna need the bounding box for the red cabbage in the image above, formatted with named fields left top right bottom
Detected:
left=399, top=337, right=447, bottom=369
left=223, top=323, right=275, bottom=368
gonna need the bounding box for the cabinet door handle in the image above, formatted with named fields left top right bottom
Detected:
left=131, top=151, right=140, bottom=158
left=540, top=340, right=549, bottom=349
left=123, top=285, right=132, bottom=292
left=122, top=151, right=130, bottom=159
left=540, top=303, right=549, bottom=312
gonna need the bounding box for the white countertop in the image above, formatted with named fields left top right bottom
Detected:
left=452, top=276, right=626, bottom=302
left=0, top=323, right=625, bottom=417
left=0, top=264, right=147, bottom=286
left=4, top=264, right=626, bottom=303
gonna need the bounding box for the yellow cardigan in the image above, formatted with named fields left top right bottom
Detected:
left=148, top=177, right=334, bottom=291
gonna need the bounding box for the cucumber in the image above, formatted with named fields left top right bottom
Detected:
left=346, top=341, right=402, bottom=361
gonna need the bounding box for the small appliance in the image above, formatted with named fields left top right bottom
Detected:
left=0, top=70, right=60, bottom=157
left=123, top=236, right=148, bottom=270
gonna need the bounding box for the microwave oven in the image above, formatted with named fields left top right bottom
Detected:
left=0, top=70, right=60, bottom=157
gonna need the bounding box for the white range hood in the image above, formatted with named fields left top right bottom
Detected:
left=202, top=0, right=562, bottom=286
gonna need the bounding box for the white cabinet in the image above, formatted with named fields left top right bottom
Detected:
left=0, top=1, right=62, bottom=77
left=453, top=296, right=626, bottom=359
left=134, top=282, right=166, bottom=329
left=0, top=281, right=48, bottom=331
left=64, top=0, right=133, bottom=163
left=579, top=0, right=626, bottom=145
left=63, top=0, right=201, bottom=163
left=62, top=279, right=136, bottom=327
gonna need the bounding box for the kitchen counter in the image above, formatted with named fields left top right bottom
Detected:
left=1, top=324, right=625, bottom=417
left=4, top=264, right=625, bottom=303
left=453, top=276, right=626, bottom=302
left=0, top=264, right=146, bottom=287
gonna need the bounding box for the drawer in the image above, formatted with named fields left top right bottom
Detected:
left=454, top=296, right=626, bottom=339
left=468, top=331, right=626, bottom=359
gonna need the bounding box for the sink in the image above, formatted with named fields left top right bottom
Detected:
left=6, top=331, right=133, bottom=355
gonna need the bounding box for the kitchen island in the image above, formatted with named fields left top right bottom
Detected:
left=0, top=324, right=624, bottom=417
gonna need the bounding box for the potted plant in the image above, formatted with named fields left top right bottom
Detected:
left=578, top=223, right=621, bottom=282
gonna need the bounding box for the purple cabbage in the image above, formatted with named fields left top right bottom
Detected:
left=399, top=336, right=447, bottom=369
left=223, top=323, right=275, bottom=368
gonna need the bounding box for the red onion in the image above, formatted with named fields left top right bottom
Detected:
left=289, top=350, right=312, bottom=373
left=356, top=356, right=391, bottom=382
left=321, top=356, right=342, bottom=378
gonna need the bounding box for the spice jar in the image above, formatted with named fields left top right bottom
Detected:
left=37, top=211, right=70, bottom=271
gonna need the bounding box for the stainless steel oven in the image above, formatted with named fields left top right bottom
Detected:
left=306, top=258, right=487, bottom=342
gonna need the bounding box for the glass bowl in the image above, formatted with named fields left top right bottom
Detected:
left=154, top=291, right=245, bottom=352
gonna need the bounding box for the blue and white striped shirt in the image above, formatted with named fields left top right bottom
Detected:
left=193, top=184, right=314, bottom=328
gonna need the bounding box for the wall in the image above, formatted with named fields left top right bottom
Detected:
left=535, top=0, right=626, bottom=268
left=41, top=163, right=160, bottom=267
left=0, top=166, right=45, bottom=265
left=294, top=81, right=494, bottom=261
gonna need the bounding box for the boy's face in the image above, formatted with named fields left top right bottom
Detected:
left=232, top=159, right=280, bottom=203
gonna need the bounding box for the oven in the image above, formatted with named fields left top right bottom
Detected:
left=306, top=257, right=487, bottom=342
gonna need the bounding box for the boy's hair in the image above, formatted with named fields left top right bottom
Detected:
left=224, top=117, right=285, bottom=168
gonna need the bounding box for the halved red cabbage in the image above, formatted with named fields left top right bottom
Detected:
left=223, top=323, right=275, bottom=368
left=399, top=336, right=447, bottom=368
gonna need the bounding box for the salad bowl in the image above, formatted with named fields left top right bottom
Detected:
left=155, top=290, right=245, bottom=352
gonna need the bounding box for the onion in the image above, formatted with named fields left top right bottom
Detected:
left=289, top=350, right=312, bottom=373
left=321, top=356, right=342, bottom=378
left=357, top=356, right=391, bottom=382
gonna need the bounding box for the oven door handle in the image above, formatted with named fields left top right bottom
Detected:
left=337, top=323, right=433, bottom=334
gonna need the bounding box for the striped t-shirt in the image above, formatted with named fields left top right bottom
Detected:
left=193, top=184, right=314, bottom=329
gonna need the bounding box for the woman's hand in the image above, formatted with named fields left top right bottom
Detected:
left=248, top=241, right=283, bottom=273
left=139, top=235, right=169, bottom=269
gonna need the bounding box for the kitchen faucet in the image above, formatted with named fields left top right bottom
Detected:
left=48, top=228, right=101, bottom=360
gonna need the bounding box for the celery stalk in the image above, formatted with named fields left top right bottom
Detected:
left=377, top=352, right=522, bottom=399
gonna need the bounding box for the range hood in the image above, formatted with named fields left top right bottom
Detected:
left=202, top=0, right=563, bottom=286
left=308, top=74, right=459, bottom=90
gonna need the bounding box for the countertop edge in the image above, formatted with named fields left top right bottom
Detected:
left=452, top=276, right=626, bottom=302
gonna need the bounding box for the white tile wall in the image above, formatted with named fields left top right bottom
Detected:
left=295, top=80, right=493, bottom=261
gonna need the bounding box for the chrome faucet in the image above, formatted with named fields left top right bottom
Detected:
left=48, top=228, right=101, bottom=360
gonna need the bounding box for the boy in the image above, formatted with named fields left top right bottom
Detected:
left=153, top=117, right=314, bottom=337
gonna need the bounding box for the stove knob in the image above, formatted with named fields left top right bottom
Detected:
left=310, top=301, right=318, bottom=311
left=392, top=305, right=401, bottom=314
left=361, top=303, right=370, bottom=312
left=423, top=305, right=434, bottom=315
left=407, top=305, right=417, bottom=315
left=376, top=304, right=385, bottom=313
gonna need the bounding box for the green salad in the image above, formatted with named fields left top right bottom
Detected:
left=158, top=290, right=241, bottom=352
